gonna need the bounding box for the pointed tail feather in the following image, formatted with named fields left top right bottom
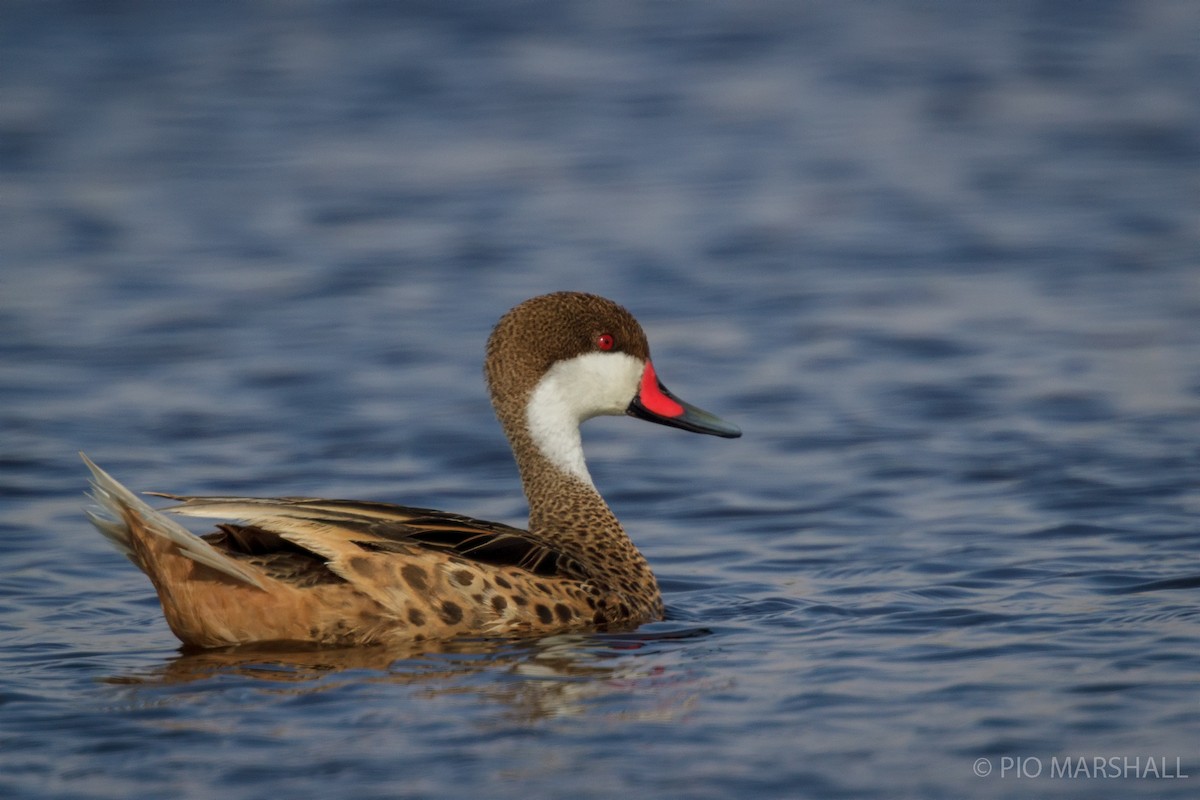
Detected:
left=81, top=453, right=265, bottom=589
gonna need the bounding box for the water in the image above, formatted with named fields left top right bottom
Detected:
left=3, top=2, right=1199, bottom=798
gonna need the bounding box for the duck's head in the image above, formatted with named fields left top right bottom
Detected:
left=485, top=292, right=739, bottom=485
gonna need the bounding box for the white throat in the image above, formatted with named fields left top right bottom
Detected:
left=524, top=351, right=644, bottom=487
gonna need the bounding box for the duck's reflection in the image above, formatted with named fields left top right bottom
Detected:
left=105, top=626, right=715, bottom=723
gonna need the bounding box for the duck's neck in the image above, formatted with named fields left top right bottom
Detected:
left=506, top=420, right=622, bottom=541
left=501, top=411, right=658, bottom=591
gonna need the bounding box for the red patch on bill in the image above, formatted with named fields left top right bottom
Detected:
left=639, top=362, right=684, bottom=418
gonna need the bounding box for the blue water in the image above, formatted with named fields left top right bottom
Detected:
left=3, top=2, right=1199, bottom=798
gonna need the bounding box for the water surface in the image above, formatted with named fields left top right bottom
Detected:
left=3, top=2, right=1199, bottom=798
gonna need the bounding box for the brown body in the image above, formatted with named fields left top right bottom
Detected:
left=84, top=293, right=736, bottom=648
left=107, top=492, right=661, bottom=647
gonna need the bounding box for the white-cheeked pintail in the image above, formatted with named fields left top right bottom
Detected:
left=83, top=292, right=740, bottom=648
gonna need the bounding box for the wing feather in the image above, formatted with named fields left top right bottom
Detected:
left=158, top=495, right=589, bottom=581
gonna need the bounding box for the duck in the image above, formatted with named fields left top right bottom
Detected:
left=83, top=291, right=740, bottom=648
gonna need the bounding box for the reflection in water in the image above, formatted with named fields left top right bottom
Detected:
left=103, top=627, right=717, bottom=724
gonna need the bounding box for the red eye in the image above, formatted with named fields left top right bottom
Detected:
left=596, top=333, right=615, bottom=351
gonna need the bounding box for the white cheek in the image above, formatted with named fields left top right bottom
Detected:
left=525, top=352, right=644, bottom=485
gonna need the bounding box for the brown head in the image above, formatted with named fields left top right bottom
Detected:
left=485, top=292, right=740, bottom=489
left=486, top=292, right=650, bottom=393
